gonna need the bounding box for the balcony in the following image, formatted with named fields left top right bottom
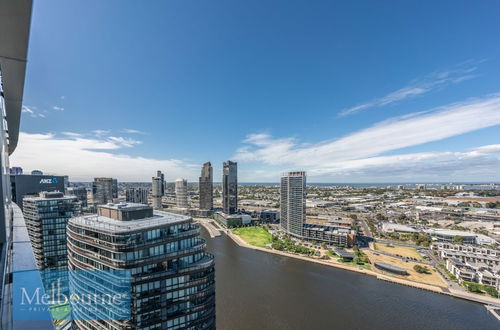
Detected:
left=1, top=203, right=54, bottom=329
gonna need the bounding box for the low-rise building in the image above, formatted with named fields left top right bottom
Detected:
left=214, top=212, right=252, bottom=228
left=259, top=209, right=280, bottom=223
left=446, top=258, right=500, bottom=291
left=302, top=224, right=356, bottom=247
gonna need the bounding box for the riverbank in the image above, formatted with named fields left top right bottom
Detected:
left=227, top=230, right=500, bottom=308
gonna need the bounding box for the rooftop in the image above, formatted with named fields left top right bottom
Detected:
left=100, top=202, right=150, bottom=211
left=69, top=209, right=191, bottom=233
left=23, top=191, right=74, bottom=201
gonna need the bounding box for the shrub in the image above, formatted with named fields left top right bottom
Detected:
left=413, top=265, right=431, bottom=274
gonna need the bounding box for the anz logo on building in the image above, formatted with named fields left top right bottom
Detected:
left=39, top=178, right=58, bottom=184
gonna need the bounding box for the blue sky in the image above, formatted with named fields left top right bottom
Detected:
left=13, top=0, right=500, bottom=182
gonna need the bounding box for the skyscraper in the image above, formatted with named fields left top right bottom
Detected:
left=280, top=171, right=306, bottom=238
left=67, top=203, right=216, bottom=329
left=23, top=191, right=81, bottom=270
left=152, top=170, right=165, bottom=209
left=92, top=177, right=115, bottom=205
left=199, top=162, right=213, bottom=210
left=222, top=161, right=237, bottom=214
left=126, top=187, right=149, bottom=204
left=176, top=178, right=189, bottom=209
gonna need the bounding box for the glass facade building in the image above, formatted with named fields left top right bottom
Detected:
left=222, top=161, right=237, bottom=214
left=23, top=191, right=81, bottom=270
left=67, top=203, right=215, bottom=329
left=198, top=162, right=213, bottom=211
left=92, top=178, right=116, bottom=205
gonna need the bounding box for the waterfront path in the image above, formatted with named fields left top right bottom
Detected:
left=225, top=230, right=500, bottom=308
left=193, top=218, right=221, bottom=238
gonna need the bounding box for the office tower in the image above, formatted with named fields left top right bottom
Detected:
left=126, top=187, right=148, bottom=204
left=152, top=170, right=165, bottom=209
left=10, top=167, right=23, bottom=175
left=31, top=169, right=42, bottom=175
left=66, top=186, right=88, bottom=208
left=222, top=160, right=237, bottom=214
left=92, top=177, right=115, bottom=205
left=10, top=174, right=65, bottom=209
left=280, top=171, right=306, bottom=238
left=67, top=203, right=216, bottom=329
left=175, top=178, right=189, bottom=209
left=23, top=191, right=81, bottom=270
left=199, top=162, right=213, bottom=210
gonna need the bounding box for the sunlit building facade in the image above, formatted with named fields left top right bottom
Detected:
left=67, top=203, right=216, bottom=329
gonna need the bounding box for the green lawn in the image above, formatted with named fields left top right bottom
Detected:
left=233, top=227, right=272, bottom=248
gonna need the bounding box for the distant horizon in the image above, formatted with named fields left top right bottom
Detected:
left=70, top=180, right=500, bottom=185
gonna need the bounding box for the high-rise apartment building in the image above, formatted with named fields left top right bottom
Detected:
left=126, top=187, right=149, bottom=204
left=92, top=177, right=115, bottom=205
left=176, top=178, right=189, bottom=209
left=152, top=170, right=165, bottom=209
left=280, top=171, right=306, bottom=238
left=67, top=203, right=216, bottom=329
left=66, top=186, right=88, bottom=208
left=23, top=191, right=81, bottom=270
left=199, top=162, right=213, bottom=210
left=222, top=160, right=237, bottom=214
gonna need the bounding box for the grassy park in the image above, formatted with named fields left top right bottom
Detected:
left=374, top=243, right=423, bottom=260
left=233, top=226, right=272, bottom=248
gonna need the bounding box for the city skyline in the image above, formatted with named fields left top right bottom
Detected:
left=11, top=0, right=500, bottom=182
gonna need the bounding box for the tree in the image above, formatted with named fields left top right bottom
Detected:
left=413, top=265, right=431, bottom=274
left=484, top=286, right=499, bottom=298
left=465, top=282, right=482, bottom=293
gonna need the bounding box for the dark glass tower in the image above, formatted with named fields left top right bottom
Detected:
left=222, top=160, right=237, bottom=214
left=199, top=162, right=213, bottom=211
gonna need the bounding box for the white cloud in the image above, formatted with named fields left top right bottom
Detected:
left=52, top=106, right=64, bottom=111
left=107, top=136, right=142, bottom=148
left=235, top=94, right=500, bottom=181
left=122, top=128, right=145, bottom=134
left=92, top=129, right=111, bottom=136
left=61, top=132, right=83, bottom=138
left=22, top=105, right=46, bottom=118
left=340, top=63, right=480, bottom=116
left=10, top=132, right=197, bottom=181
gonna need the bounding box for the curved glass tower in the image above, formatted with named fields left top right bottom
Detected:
left=67, top=202, right=215, bottom=329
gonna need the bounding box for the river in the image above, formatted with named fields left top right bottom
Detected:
left=201, top=229, right=498, bottom=330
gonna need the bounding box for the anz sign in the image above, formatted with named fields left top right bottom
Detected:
left=39, top=178, right=58, bottom=184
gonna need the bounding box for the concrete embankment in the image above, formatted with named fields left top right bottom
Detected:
left=225, top=231, right=500, bottom=309
left=194, top=218, right=221, bottom=238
